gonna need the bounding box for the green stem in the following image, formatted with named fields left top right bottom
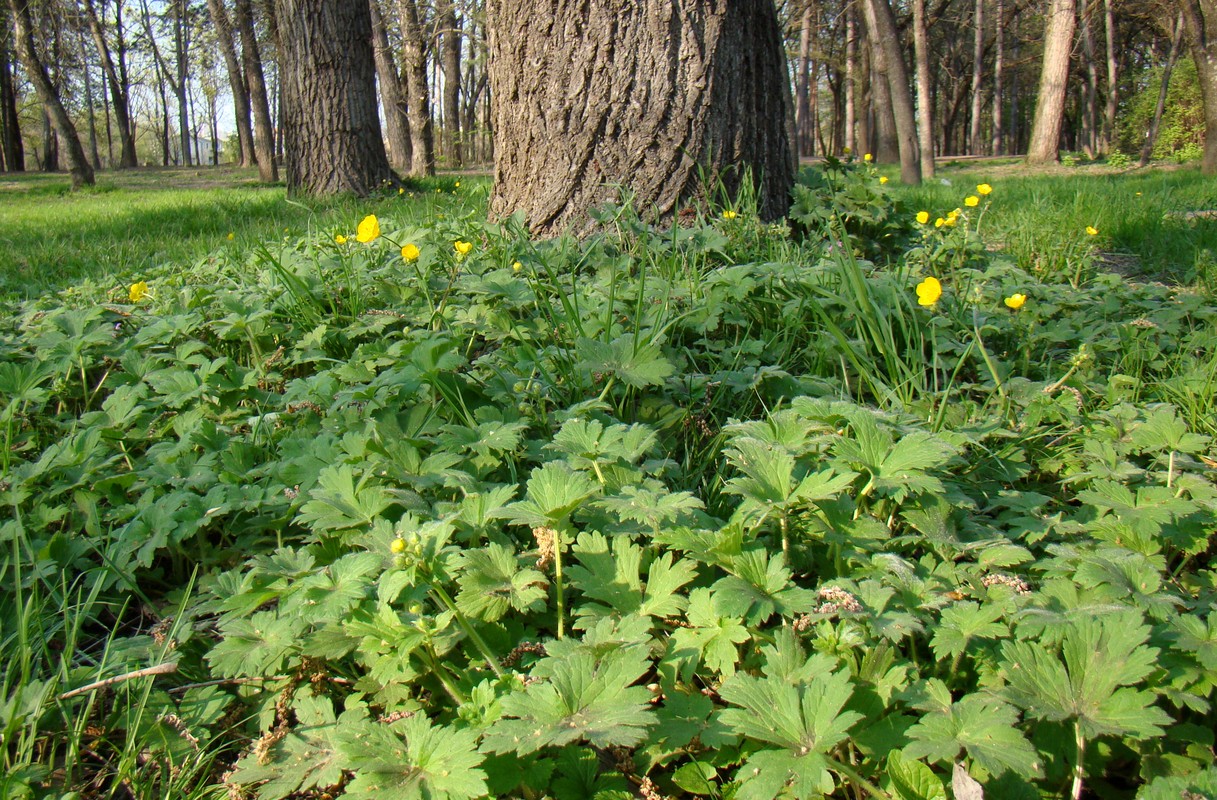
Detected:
left=1071, top=721, right=1086, bottom=800
left=554, top=532, right=566, bottom=640
left=826, top=756, right=891, bottom=799
left=420, top=645, right=467, bottom=705
left=780, top=514, right=790, bottom=561
left=1167, top=450, right=1176, bottom=489
left=429, top=583, right=505, bottom=677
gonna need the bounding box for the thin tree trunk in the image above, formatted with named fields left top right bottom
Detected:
left=370, top=0, right=411, bottom=170
left=235, top=0, right=277, bottom=181
left=991, top=0, right=1004, bottom=154
left=1101, top=0, right=1118, bottom=152
left=1141, top=12, right=1184, bottom=166
left=78, top=27, right=102, bottom=170
left=7, top=0, right=92, bottom=186
left=84, top=0, right=137, bottom=167
left=862, top=0, right=921, bottom=182
left=0, top=21, right=24, bottom=171
left=844, top=6, right=857, bottom=154
left=913, top=0, right=935, bottom=176
left=399, top=0, right=435, bottom=176
left=1080, top=9, right=1099, bottom=157
left=439, top=1, right=462, bottom=167
left=1027, top=0, right=1077, bottom=164
left=968, top=0, right=984, bottom=154
left=206, top=0, right=255, bottom=167
left=795, top=0, right=814, bottom=158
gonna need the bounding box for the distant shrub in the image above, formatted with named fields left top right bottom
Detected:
left=1119, top=57, right=1205, bottom=161
left=1106, top=151, right=1133, bottom=168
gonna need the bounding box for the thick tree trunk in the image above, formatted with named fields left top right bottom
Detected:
left=398, top=0, right=435, bottom=176
left=912, top=0, right=935, bottom=176
left=7, top=0, right=93, bottom=186
left=968, top=0, right=984, bottom=154
left=370, top=0, right=411, bottom=171
left=206, top=0, right=255, bottom=167
left=991, top=0, right=1004, bottom=154
left=235, top=0, right=277, bottom=181
left=487, top=0, right=795, bottom=235
left=273, top=0, right=391, bottom=194
left=1, top=11, right=25, bottom=171
left=1180, top=0, right=1217, bottom=174
left=1141, top=13, right=1184, bottom=166
left=1027, top=0, right=1076, bottom=164
left=85, top=0, right=137, bottom=167
left=862, top=0, right=921, bottom=182
left=439, top=1, right=462, bottom=167
left=1079, top=10, right=1099, bottom=157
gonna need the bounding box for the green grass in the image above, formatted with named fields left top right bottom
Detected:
left=0, top=166, right=483, bottom=301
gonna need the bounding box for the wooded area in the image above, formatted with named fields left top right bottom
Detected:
left=2, top=0, right=1216, bottom=202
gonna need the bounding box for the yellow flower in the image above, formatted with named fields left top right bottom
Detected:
left=398, top=187, right=405, bottom=195
left=390, top=538, right=406, bottom=554
left=335, top=234, right=348, bottom=244
left=916, top=276, right=942, bottom=306
left=356, top=215, right=380, bottom=243
left=512, top=261, right=522, bottom=272
left=965, top=195, right=979, bottom=207
left=1135, top=191, right=1142, bottom=197
left=977, top=183, right=993, bottom=195
left=454, top=181, right=460, bottom=188
left=863, top=153, right=873, bottom=162
left=934, top=217, right=946, bottom=228
left=944, top=216, right=957, bottom=227
left=1086, top=226, right=1098, bottom=236
left=722, top=210, right=738, bottom=220
left=128, top=281, right=150, bottom=302
left=1004, top=293, right=1027, bottom=309
left=916, top=211, right=930, bottom=225
left=879, top=176, right=889, bottom=184
left=454, top=240, right=473, bottom=256
left=227, top=232, right=235, bottom=240
left=401, top=243, right=421, bottom=262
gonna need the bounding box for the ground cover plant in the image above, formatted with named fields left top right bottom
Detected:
left=1, top=161, right=1216, bottom=800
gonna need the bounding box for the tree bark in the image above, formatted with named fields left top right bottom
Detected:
left=1141, top=12, right=1184, bottom=166
left=844, top=5, right=857, bottom=153
left=1027, top=0, right=1077, bottom=164
left=273, top=0, right=391, bottom=195
left=439, top=1, right=462, bottom=167
left=173, top=0, right=191, bottom=165
left=1179, top=0, right=1217, bottom=174
left=991, top=0, right=1004, bottom=154
left=487, top=0, right=795, bottom=234
left=912, top=0, right=935, bottom=176
left=1101, top=0, right=1118, bottom=152
left=1079, top=8, right=1099, bottom=157
left=968, top=0, right=984, bottom=154
left=370, top=0, right=411, bottom=171
left=206, top=0, right=255, bottom=167
left=235, top=0, right=277, bottom=181
left=861, top=0, right=921, bottom=182
left=795, top=0, right=814, bottom=158
left=1, top=6, right=26, bottom=171
left=398, top=0, right=435, bottom=176
left=84, top=0, right=138, bottom=167
left=77, top=26, right=102, bottom=169
left=7, top=0, right=93, bottom=186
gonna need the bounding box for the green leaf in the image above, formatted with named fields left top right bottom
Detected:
left=712, top=549, right=814, bottom=625
left=207, top=610, right=305, bottom=678
left=497, top=462, right=600, bottom=527
left=567, top=532, right=697, bottom=623
left=672, top=761, right=718, bottom=796
left=296, top=464, right=393, bottom=533
left=668, top=588, right=750, bottom=678
left=455, top=542, right=548, bottom=622
left=230, top=696, right=343, bottom=800
left=887, top=751, right=947, bottom=800
left=576, top=335, right=674, bottom=389
left=719, top=666, right=861, bottom=755
left=929, top=601, right=1008, bottom=662
left=337, top=715, right=488, bottom=800
left=903, top=692, right=1040, bottom=778
left=482, top=645, right=657, bottom=754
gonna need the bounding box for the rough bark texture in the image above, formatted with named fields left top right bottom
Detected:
left=1102, top=0, right=1118, bottom=151
left=912, top=0, right=935, bottom=176
left=991, top=0, right=1004, bottom=154
left=844, top=7, right=856, bottom=153
left=488, top=0, right=795, bottom=235
left=1181, top=0, right=1217, bottom=174
left=370, top=0, right=411, bottom=170
left=8, top=0, right=93, bottom=187
left=795, top=0, right=814, bottom=158
left=85, top=0, right=138, bottom=167
left=439, top=1, right=462, bottom=166
left=862, top=0, right=920, bottom=182
left=398, top=0, right=435, bottom=176
left=206, top=0, right=255, bottom=167
left=235, top=0, right=277, bottom=182
left=968, top=0, right=984, bottom=154
left=1, top=12, right=26, bottom=171
left=1026, top=0, right=1076, bottom=164
left=274, top=0, right=391, bottom=195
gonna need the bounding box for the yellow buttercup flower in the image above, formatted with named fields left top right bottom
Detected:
left=965, top=196, right=979, bottom=207
left=454, top=181, right=460, bottom=188
left=1086, top=226, right=1098, bottom=236
left=916, top=276, right=942, bottom=306
left=722, top=210, right=738, bottom=220
left=128, top=281, right=150, bottom=302
left=977, top=183, right=993, bottom=195
left=934, top=217, right=946, bottom=228
left=916, top=211, right=930, bottom=225
left=401, top=243, right=421, bottom=262
left=227, top=232, right=235, bottom=240
left=1004, top=293, right=1027, bottom=310
left=454, top=240, right=473, bottom=256
left=863, top=153, right=873, bottom=162
left=335, top=234, right=348, bottom=244
left=512, top=261, right=522, bottom=272
left=390, top=538, right=406, bottom=554
left=356, top=215, right=380, bottom=243
left=398, top=187, right=405, bottom=195
left=879, top=176, right=889, bottom=184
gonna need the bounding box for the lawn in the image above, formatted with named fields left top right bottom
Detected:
left=1, top=160, right=1215, bottom=800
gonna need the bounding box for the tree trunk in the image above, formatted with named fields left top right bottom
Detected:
left=77, top=27, right=102, bottom=170
left=1027, top=0, right=1076, bottom=164
left=274, top=0, right=391, bottom=195
left=206, top=0, right=255, bottom=167
left=370, top=0, right=411, bottom=170
left=844, top=5, right=857, bottom=153
left=84, top=0, right=137, bottom=167
left=912, top=0, right=935, bottom=176
left=439, top=2, right=462, bottom=167
left=862, top=0, right=921, bottom=182
left=1179, top=0, right=1217, bottom=174
left=487, top=0, right=794, bottom=235
left=173, top=0, right=191, bottom=165
left=1, top=8, right=26, bottom=171
left=1101, top=0, right=1118, bottom=152
left=7, top=0, right=93, bottom=186
left=1140, top=12, right=1184, bottom=166
left=235, top=0, right=277, bottom=181
left=968, top=0, right=984, bottom=154
left=795, top=0, right=814, bottom=158
left=1079, top=9, right=1099, bottom=157
left=991, top=0, right=1004, bottom=154
left=399, top=0, right=436, bottom=176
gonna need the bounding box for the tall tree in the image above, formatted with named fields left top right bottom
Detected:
left=991, top=0, right=1005, bottom=153
left=968, top=0, right=985, bottom=153
left=912, top=0, right=935, bottom=176
left=1027, top=0, right=1077, bottom=164
left=84, top=0, right=137, bottom=166
left=398, top=0, right=435, bottom=176
left=487, top=0, right=795, bottom=234
left=1140, top=11, right=1185, bottom=166
left=7, top=0, right=94, bottom=186
left=273, top=0, right=391, bottom=194
left=844, top=5, right=857, bottom=153
left=234, top=0, right=276, bottom=181
left=0, top=5, right=26, bottom=171
left=1101, top=0, right=1119, bottom=151
left=439, top=0, right=461, bottom=166
left=370, top=0, right=411, bottom=170
left=1179, top=0, right=1217, bottom=173
left=206, top=0, right=255, bottom=166
left=795, top=0, right=816, bottom=158
left=861, top=0, right=921, bottom=182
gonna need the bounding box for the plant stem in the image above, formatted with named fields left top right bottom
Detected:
left=1071, top=721, right=1086, bottom=800
left=554, top=529, right=567, bottom=640
left=428, top=583, right=505, bottom=677
left=826, top=756, right=891, bottom=799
